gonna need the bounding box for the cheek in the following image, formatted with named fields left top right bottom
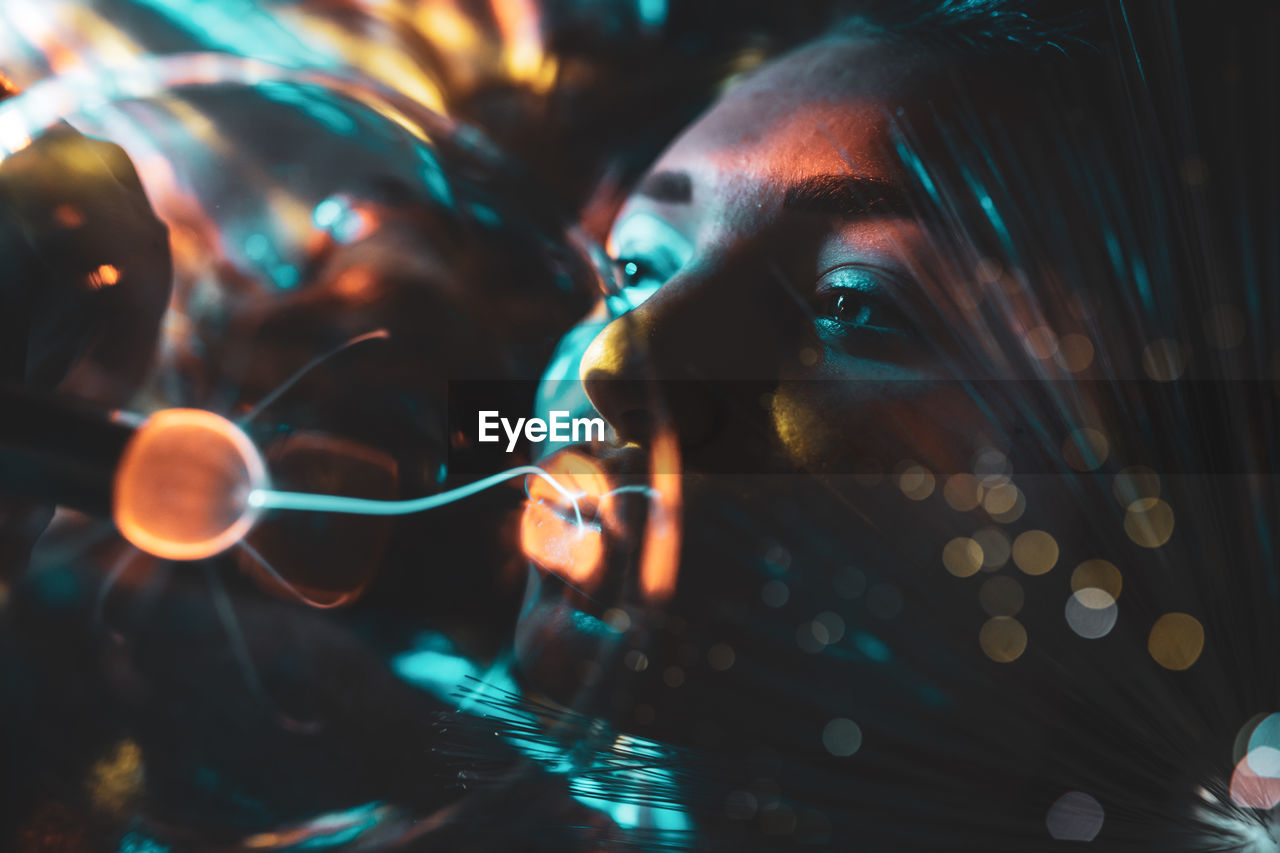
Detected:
left=769, top=379, right=1000, bottom=475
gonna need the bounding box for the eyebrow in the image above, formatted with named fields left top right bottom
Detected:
left=635, top=170, right=693, bottom=203
left=783, top=175, right=912, bottom=219
left=636, top=170, right=912, bottom=219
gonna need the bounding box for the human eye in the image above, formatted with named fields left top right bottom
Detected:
left=812, top=263, right=919, bottom=355
left=604, top=212, right=691, bottom=315
left=603, top=255, right=667, bottom=314
left=615, top=254, right=670, bottom=290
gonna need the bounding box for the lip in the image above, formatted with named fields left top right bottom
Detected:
left=525, top=442, right=650, bottom=532
left=515, top=443, right=651, bottom=701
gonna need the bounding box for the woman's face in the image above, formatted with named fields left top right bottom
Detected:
left=583, top=34, right=1001, bottom=473
left=517, top=36, right=1029, bottom=702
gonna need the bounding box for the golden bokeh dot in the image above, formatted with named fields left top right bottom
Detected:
left=1024, top=326, right=1059, bottom=360
left=1073, top=587, right=1116, bottom=610
left=1071, top=559, right=1123, bottom=600
left=1204, top=304, right=1245, bottom=349
left=1113, top=466, right=1160, bottom=507
left=979, top=576, right=1025, bottom=616
left=943, top=474, right=985, bottom=512
left=1063, top=428, right=1109, bottom=472
left=988, top=488, right=1027, bottom=524
left=943, top=537, right=985, bottom=578
left=1124, top=498, right=1175, bottom=548
left=898, top=464, right=936, bottom=501
left=979, top=616, right=1027, bottom=663
left=982, top=482, right=1020, bottom=516
left=973, top=527, right=1011, bottom=569
left=1056, top=333, right=1095, bottom=373
left=1148, top=613, right=1204, bottom=670
left=707, top=642, right=736, bottom=671
left=1012, top=529, right=1059, bottom=575
left=1142, top=338, right=1186, bottom=382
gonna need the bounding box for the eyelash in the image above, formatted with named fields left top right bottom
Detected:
left=815, top=268, right=910, bottom=329
left=818, top=289, right=877, bottom=326
left=605, top=255, right=668, bottom=314
left=611, top=255, right=915, bottom=346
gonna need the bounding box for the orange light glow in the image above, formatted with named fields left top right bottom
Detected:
left=520, top=501, right=603, bottom=585
left=489, top=0, right=558, bottom=93
left=113, top=408, right=266, bottom=561
left=86, top=263, right=120, bottom=289
left=640, top=430, right=681, bottom=601
left=53, top=203, right=84, bottom=227
left=527, top=450, right=618, bottom=529
left=522, top=450, right=611, bottom=586
left=331, top=265, right=377, bottom=301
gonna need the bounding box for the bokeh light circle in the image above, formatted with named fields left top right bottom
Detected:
left=979, top=576, right=1024, bottom=616
left=1046, top=791, right=1105, bottom=841
left=1124, top=498, right=1175, bottom=548
left=1063, top=428, right=1109, bottom=472
left=979, top=616, right=1027, bottom=663
left=1065, top=589, right=1118, bottom=639
left=1148, top=613, right=1204, bottom=670
left=1113, top=466, right=1160, bottom=507
left=943, top=537, right=984, bottom=578
left=1071, top=559, right=1123, bottom=600
left=822, top=718, right=863, bottom=757
left=943, top=474, right=984, bottom=512
left=1012, top=530, right=1059, bottom=575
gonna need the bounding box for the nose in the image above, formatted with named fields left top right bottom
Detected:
left=579, top=257, right=808, bottom=448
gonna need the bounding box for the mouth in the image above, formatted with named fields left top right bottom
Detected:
left=515, top=443, right=653, bottom=700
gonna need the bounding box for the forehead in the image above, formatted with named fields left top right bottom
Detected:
left=647, top=36, right=936, bottom=190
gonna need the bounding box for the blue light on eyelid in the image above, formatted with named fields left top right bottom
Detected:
left=606, top=283, right=660, bottom=316
left=609, top=211, right=693, bottom=286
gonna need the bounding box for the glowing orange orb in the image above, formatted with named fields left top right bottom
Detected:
left=113, top=408, right=266, bottom=561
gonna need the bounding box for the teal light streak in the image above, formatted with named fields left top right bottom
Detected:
left=248, top=465, right=584, bottom=527
left=118, top=832, right=169, bottom=853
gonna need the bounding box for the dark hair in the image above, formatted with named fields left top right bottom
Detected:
left=824, top=0, right=1090, bottom=55
left=737, top=0, right=1092, bottom=60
